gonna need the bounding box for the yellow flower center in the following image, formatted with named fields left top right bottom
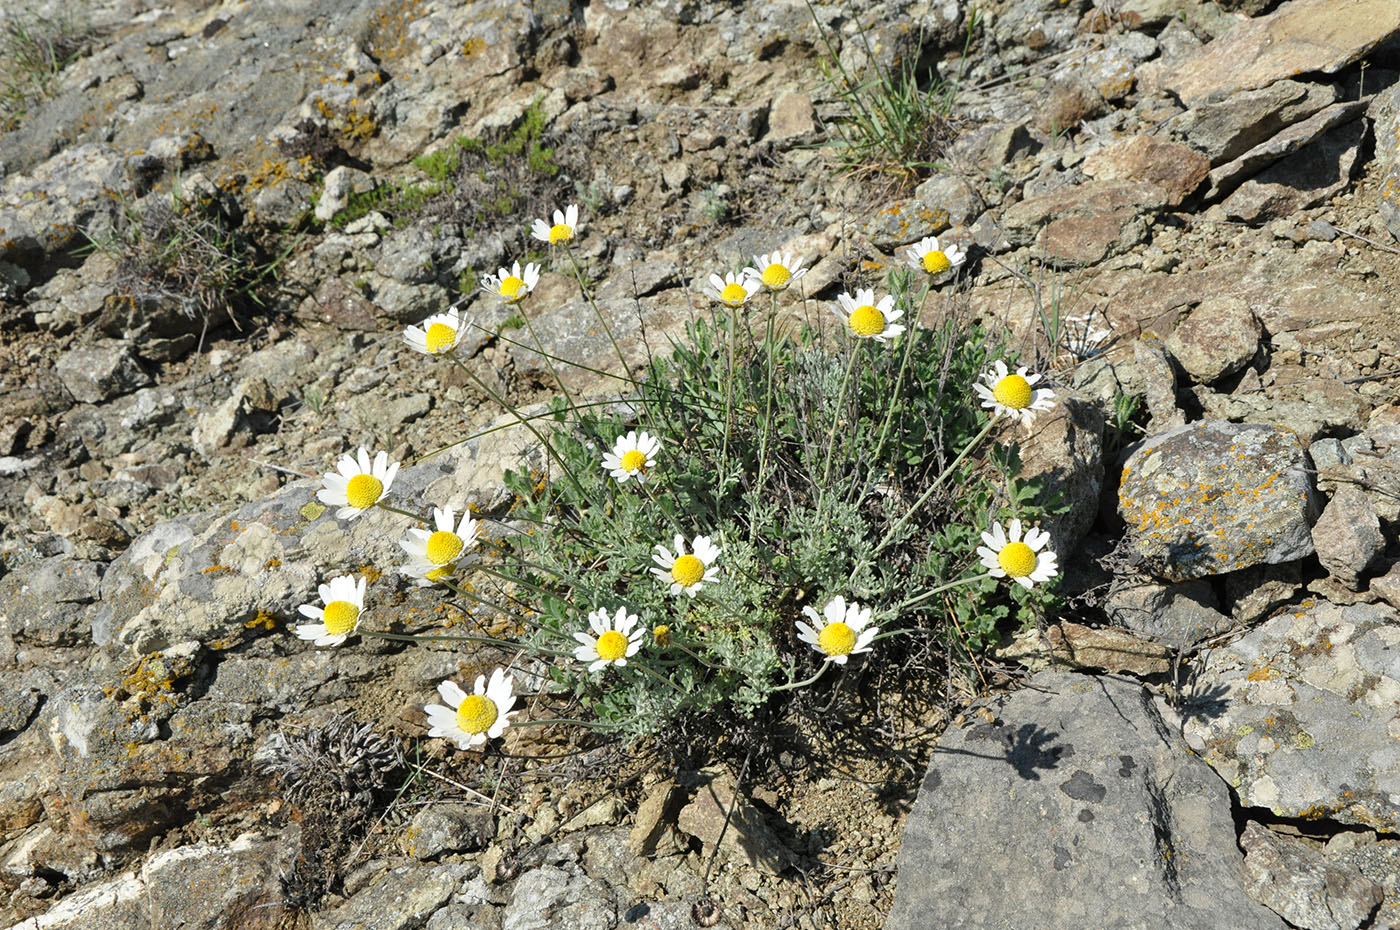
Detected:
left=424, top=565, right=453, bottom=582
left=817, top=621, right=857, bottom=657
left=322, top=600, right=360, bottom=636
left=549, top=223, right=572, bottom=244
left=619, top=449, right=648, bottom=473
left=761, top=263, right=791, bottom=289
left=426, top=530, right=464, bottom=565
left=848, top=304, right=886, bottom=337
left=345, top=473, right=384, bottom=509
left=595, top=630, right=630, bottom=661
left=671, top=554, right=706, bottom=588
left=456, top=695, right=498, bottom=735
left=652, top=624, right=671, bottom=646
left=720, top=282, right=748, bottom=305
left=921, top=250, right=952, bottom=275
left=499, top=275, right=525, bottom=299
left=992, top=374, right=1033, bottom=409
left=425, top=322, right=457, bottom=354
left=998, top=541, right=1037, bottom=578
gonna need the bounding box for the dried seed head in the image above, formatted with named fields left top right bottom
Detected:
left=691, top=897, right=721, bottom=927
left=254, top=713, right=400, bottom=810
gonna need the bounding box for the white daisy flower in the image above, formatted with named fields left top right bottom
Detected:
left=480, top=260, right=540, bottom=303
left=403, top=308, right=466, bottom=356
left=600, top=430, right=660, bottom=484
left=530, top=203, right=581, bottom=245
left=904, top=236, right=967, bottom=278
left=650, top=533, right=721, bottom=598
left=423, top=668, right=519, bottom=750
left=973, top=360, right=1057, bottom=429
left=795, top=595, right=879, bottom=665
left=573, top=606, right=645, bottom=672
left=835, top=289, right=905, bottom=343
left=294, top=574, right=367, bottom=647
left=977, top=518, right=1059, bottom=590
left=400, top=507, right=481, bottom=583
left=744, top=251, right=807, bottom=292
left=317, top=448, right=399, bottom=520
left=703, top=271, right=760, bottom=308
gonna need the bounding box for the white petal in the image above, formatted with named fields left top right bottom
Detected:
left=438, top=680, right=467, bottom=708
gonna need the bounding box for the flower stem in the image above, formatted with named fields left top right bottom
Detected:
left=772, top=660, right=836, bottom=691
left=896, top=571, right=993, bottom=611
left=869, top=417, right=997, bottom=558
left=748, top=289, right=780, bottom=539
left=375, top=501, right=428, bottom=523
left=815, top=338, right=862, bottom=523
left=362, top=629, right=572, bottom=659
left=564, top=243, right=635, bottom=384
left=444, top=350, right=590, bottom=505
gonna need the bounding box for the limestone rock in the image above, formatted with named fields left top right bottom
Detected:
left=1081, top=135, right=1209, bottom=205
left=1184, top=602, right=1400, bottom=832
left=865, top=199, right=953, bottom=251
left=1161, top=0, right=1400, bottom=107
left=1167, top=81, right=1340, bottom=165
left=1221, top=120, right=1367, bottom=224
left=676, top=769, right=792, bottom=875
left=0, top=832, right=291, bottom=930
left=1241, top=821, right=1383, bottom=930
left=1310, top=485, right=1385, bottom=590
left=1106, top=578, right=1234, bottom=647
left=1003, top=181, right=1167, bottom=267
left=888, top=672, right=1287, bottom=930
left=314, top=861, right=474, bottom=930
left=500, top=861, right=617, bottom=930
left=1371, top=82, right=1400, bottom=242
left=1118, top=421, right=1318, bottom=581
left=406, top=805, right=497, bottom=859
left=1044, top=622, right=1174, bottom=675
left=1017, top=391, right=1104, bottom=554
left=54, top=342, right=153, bottom=404
left=1165, top=296, right=1261, bottom=384
left=1208, top=100, right=1368, bottom=201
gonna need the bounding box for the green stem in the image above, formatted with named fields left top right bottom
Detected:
left=408, top=399, right=619, bottom=467
left=896, top=572, right=993, bottom=612
left=870, top=417, right=997, bottom=558
left=517, top=294, right=579, bottom=412
left=362, top=629, right=572, bottom=659
left=445, top=350, right=590, bottom=505
left=512, top=717, right=611, bottom=730
left=748, top=289, right=780, bottom=539
left=816, top=339, right=862, bottom=522
left=631, top=661, right=687, bottom=694
left=718, top=307, right=738, bottom=500
left=866, top=281, right=930, bottom=471
left=563, top=243, right=635, bottom=384
left=375, top=501, right=428, bottom=523
left=772, top=659, right=835, bottom=692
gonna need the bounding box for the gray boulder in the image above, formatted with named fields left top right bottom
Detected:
left=887, top=671, right=1286, bottom=930
left=1118, top=421, right=1319, bottom=581
left=1184, top=602, right=1400, bottom=832
left=1240, top=821, right=1382, bottom=930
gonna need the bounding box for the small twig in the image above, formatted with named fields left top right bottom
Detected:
left=1343, top=368, right=1400, bottom=384
left=420, top=765, right=522, bottom=815
left=250, top=459, right=318, bottom=479
left=1326, top=221, right=1400, bottom=256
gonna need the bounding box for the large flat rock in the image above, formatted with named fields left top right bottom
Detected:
left=1161, top=0, right=1400, bottom=107
left=888, top=672, right=1287, bottom=930
left=1184, top=601, right=1400, bottom=832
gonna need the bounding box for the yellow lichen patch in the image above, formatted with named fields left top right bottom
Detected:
left=245, top=609, right=277, bottom=631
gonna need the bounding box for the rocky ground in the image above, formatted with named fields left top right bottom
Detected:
left=2, top=0, right=1400, bottom=927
